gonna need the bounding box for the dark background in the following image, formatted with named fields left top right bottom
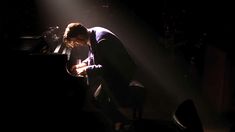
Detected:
left=1, top=0, right=234, bottom=52
left=0, top=0, right=234, bottom=130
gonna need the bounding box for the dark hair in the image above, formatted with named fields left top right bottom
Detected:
left=63, top=23, right=89, bottom=42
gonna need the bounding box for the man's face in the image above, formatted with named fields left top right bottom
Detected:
left=66, top=36, right=88, bottom=48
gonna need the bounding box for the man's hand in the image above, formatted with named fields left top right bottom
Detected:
left=75, top=66, right=87, bottom=77
left=70, top=63, right=88, bottom=77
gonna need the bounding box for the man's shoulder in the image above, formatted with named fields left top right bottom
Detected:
left=89, top=27, right=106, bottom=31
left=89, top=27, right=117, bottom=43
left=89, top=27, right=113, bottom=34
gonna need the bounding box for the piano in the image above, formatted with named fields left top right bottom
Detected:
left=2, top=53, right=89, bottom=125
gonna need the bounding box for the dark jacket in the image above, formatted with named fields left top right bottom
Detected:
left=86, top=27, right=136, bottom=105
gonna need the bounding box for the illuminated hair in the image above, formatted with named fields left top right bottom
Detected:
left=63, top=22, right=89, bottom=43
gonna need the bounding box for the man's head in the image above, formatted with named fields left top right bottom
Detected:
left=63, top=22, right=89, bottom=48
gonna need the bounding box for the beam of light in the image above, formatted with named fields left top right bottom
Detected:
left=34, top=0, right=209, bottom=121
left=35, top=0, right=195, bottom=102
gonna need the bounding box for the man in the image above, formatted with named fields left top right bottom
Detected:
left=63, top=22, right=137, bottom=130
